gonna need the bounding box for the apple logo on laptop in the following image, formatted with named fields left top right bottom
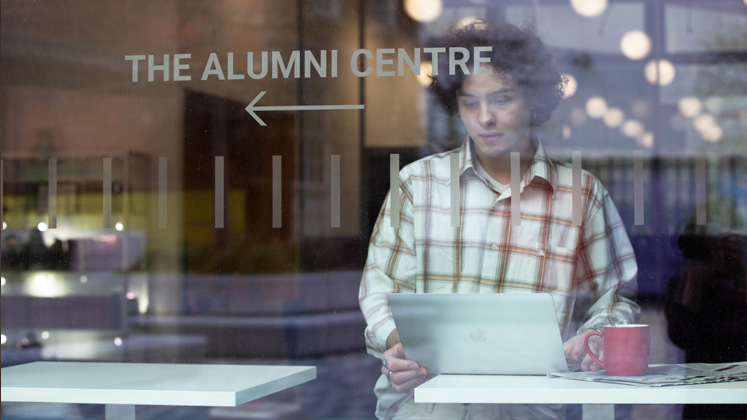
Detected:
left=469, top=328, right=487, bottom=343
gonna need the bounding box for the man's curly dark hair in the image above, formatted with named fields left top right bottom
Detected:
left=429, top=21, right=565, bottom=128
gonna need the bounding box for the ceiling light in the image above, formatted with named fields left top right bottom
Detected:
left=404, top=0, right=443, bottom=22
left=645, top=59, right=676, bottom=86
left=603, top=107, right=624, bottom=128
left=701, top=125, right=723, bottom=143
left=416, top=62, right=433, bottom=87
left=678, top=96, right=702, bottom=118
left=570, top=0, right=608, bottom=18
left=620, top=30, right=652, bottom=60
left=637, top=132, right=654, bottom=148
left=622, top=120, right=644, bottom=138
left=694, top=113, right=716, bottom=132
left=585, top=96, right=608, bottom=119
left=562, top=74, right=578, bottom=99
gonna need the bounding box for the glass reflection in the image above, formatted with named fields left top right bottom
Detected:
left=0, top=1, right=745, bottom=419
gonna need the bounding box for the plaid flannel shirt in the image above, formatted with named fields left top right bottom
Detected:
left=360, top=138, right=640, bottom=359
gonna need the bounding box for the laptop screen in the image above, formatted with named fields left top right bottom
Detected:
left=388, top=293, right=569, bottom=375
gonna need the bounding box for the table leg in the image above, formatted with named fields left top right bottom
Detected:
left=105, top=404, right=135, bottom=420
left=582, top=404, right=614, bottom=420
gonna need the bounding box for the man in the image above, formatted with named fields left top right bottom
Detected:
left=359, top=22, right=639, bottom=419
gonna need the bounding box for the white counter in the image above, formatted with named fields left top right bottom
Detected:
left=415, top=374, right=747, bottom=420
left=1, top=361, right=316, bottom=420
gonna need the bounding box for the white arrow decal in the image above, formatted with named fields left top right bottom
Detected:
left=245, top=91, right=365, bottom=126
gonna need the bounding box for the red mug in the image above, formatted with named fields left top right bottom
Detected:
left=584, top=324, right=650, bottom=376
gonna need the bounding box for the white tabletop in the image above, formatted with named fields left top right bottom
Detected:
left=415, top=374, right=747, bottom=405
left=1, top=361, right=316, bottom=407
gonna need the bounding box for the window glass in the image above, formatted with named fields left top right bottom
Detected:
left=507, top=2, right=646, bottom=54
left=2, top=1, right=746, bottom=419
left=666, top=2, right=747, bottom=54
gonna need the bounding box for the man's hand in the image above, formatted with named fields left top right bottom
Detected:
left=563, top=332, right=602, bottom=372
left=381, top=342, right=428, bottom=394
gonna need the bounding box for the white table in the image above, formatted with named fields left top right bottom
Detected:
left=1, top=361, right=316, bottom=420
left=415, top=374, right=747, bottom=420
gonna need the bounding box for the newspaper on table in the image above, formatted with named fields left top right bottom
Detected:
left=548, top=362, right=747, bottom=387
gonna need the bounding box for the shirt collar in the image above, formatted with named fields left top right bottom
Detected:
left=458, top=136, right=558, bottom=193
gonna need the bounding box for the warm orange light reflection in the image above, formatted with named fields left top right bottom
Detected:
left=586, top=96, right=608, bottom=118
left=562, top=73, right=578, bottom=99
left=678, top=96, right=702, bottom=118
left=570, top=0, right=608, bottom=17
left=404, top=0, right=443, bottom=22
left=603, top=108, right=624, bottom=128
left=622, top=120, right=644, bottom=138
left=645, top=59, right=675, bottom=86
left=416, top=62, right=433, bottom=87
left=637, top=132, right=654, bottom=148
left=620, top=30, right=651, bottom=60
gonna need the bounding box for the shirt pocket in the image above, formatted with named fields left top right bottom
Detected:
left=540, top=244, right=577, bottom=297
left=503, top=242, right=576, bottom=294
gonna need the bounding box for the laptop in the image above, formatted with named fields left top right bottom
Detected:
left=387, top=293, right=569, bottom=375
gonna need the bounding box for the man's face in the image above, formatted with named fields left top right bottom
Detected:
left=456, top=68, right=532, bottom=163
